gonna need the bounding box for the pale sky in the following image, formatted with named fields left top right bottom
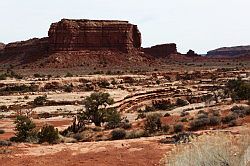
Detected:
left=0, top=0, right=249, bottom=53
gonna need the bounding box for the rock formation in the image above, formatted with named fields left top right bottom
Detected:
left=143, top=43, right=177, bottom=58
left=0, top=19, right=151, bottom=68
left=186, top=49, right=200, bottom=57
left=207, top=45, right=250, bottom=57
left=48, top=19, right=141, bottom=52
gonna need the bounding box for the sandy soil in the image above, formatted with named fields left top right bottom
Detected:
left=0, top=136, right=172, bottom=166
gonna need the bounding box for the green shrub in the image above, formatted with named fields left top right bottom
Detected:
left=222, top=113, right=238, bottom=124
left=105, top=108, right=121, bottom=129
left=164, top=113, right=171, bottom=117
left=174, top=124, right=184, bottom=133
left=12, top=115, right=37, bottom=142
left=64, top=84, right=73, bottom=92
left=111, top=129, right=126, bottom=140
left=176, top=98, right=188, bottom=107
left=136, top=113, right=146, bottom=120
left=209, top=116, right=221, bottom=126
left=180, top=118, right=188, bottom=122
left=0, top=140, right=12, bottom=146
left=144, top=105, right=156, bottom=112
left=144, top=113, right=162, bottom=134
left=38, top=124, right=59, bottom=144
left=65, top=72, right=73, bottom=77
left=180, top=111, right=189, bottom=117
left=97, top=80, right=110, bottom=88
left=0, top=129, right=5, bottom=134
left=152, top=100, right=174, bottom=110
left=190, top=117, right=210, bottom=131
left=125, top=130, right=146, bottom=139
left=161, top=124, right=170, bottom=132
left=0, top=74, right=7, bottom=80
left=34, top=95, right=47, bottom=106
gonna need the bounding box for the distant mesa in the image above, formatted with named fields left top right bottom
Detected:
left=143, top=43, right=177, bottom=58
left=186, top=49, right=200, bottom=57
left=207, top=45, right=250, bottom=58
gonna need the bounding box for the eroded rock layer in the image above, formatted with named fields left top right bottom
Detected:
left=48, top=19, right=141, bottom=52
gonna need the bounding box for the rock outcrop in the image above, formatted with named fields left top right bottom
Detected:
left=143, top=43, right=177, bottom=58
left=186, top=49, right=200, bottom=57
left=48, top=19, right=141, bottom=52
left=207, top=45, right=250, bottom=57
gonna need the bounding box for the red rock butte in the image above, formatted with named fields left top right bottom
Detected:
left=48, top=19, right=141, bottom=52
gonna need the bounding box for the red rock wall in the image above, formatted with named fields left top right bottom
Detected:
left=48, top=19, right=141, bottom=52
left=143, top=43, right=177, bottom=58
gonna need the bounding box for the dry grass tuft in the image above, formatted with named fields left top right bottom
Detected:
left=161, top=130, right=250, bottom=166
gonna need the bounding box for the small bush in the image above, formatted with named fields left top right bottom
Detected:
left=73, top=133, right=84, bottom=141
left=152, top=100, right=174, bottom=110
left=228, top=120, right=237, bottom=127
left=105, top=108, right=121, bottom=129
left=136, top=113, right=146, bottom=120
left=174, top=124, right=184, bottom=133
left=164, top=113, right=171, bottom=117
left=222, top=113, right=238, bottom=124
left=125, top=130, right=146, bottom=139
left=176, top=98, right=188, bottom=107
left=0, top=140, right=12, bottom=146
left=65, top=72, right=73, bottom=77
left=0, top=129, right=5, bottom=134
left=97, top=80, right=110, bottom=88
left=144, top=113, right=162, bottom=134
left=144, top=105, right=156, bottom=112
left=180, top=111, right=189, bottom=117
left=161, top=124, right=170, bottom=133
left=190, top=117, right=210, bottom=131
left=120, top=122, right=132, bottom=129
left=209, top=116, right=221, bottom=126
left=12, top=115, right=37, bottom=142
left=38, top=124, right=59, bottom=144
left=111, top=129, right=126, bottom=140
left=180, top=118, right=188, bottom=122
left=34, top=95, right=47, bottom=106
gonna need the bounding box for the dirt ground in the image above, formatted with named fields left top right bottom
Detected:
left=0, top=136, right=172, bottom=166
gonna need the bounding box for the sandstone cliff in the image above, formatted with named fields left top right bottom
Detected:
left=48, top=19, right=141, bottom=53
left=143, top=43, right=177, bottom=58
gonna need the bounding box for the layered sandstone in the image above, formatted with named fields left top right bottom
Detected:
left=143, top=43, right=177, bottom=58
left=48, top=19, right=141, bottom=52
